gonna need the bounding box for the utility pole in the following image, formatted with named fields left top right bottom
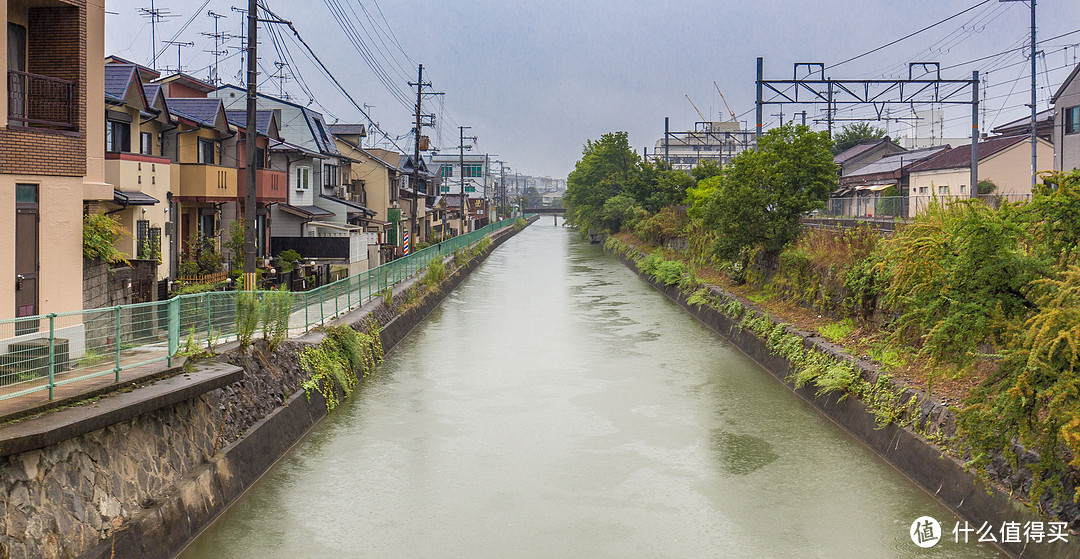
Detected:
left=242, top=0, right=258, bottom=290
left=458, top=126, right=475, bottom=236
left=408, top=65, right=442, bottom=245
left=998, top=0, right=1036, bottom=188
left=241, top=1, right=288, bottom=290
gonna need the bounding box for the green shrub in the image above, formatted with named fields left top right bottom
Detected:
left=83, top=213, right=130, bottom=264
left=236, top=292, right=260, bottom=347
left=261, top=287, right=294, bottom=348
left=819, top=319, right=854, bottom=342
left=424, top=256, right=447, bottom=287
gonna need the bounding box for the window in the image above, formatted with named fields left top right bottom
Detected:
left=1066, top=106, right=1080, bottom=135
left=464, top=164, right=483, bottom=178
left=440, top=165, right=453, bottom=178
left=959, top=184, right=967, bottom=194
left=918, top=186, right=929, bottom=195
left=140, top=132, right=153, bottom=155
left=938, top=185, right=949, bottom=195
left=295, top=166, right=311, bottom=190
left=324, top=164, right=338, bottom=188
left=106, top=120, right=131, bottom=152
left=256, top=147, right=266, bottom=169
left=198, top=138, right=217, bottom=164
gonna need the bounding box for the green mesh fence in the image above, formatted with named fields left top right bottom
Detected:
left=0, top=217, right=524, bottom=402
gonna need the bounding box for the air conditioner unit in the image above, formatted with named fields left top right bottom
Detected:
left=334, top=186, right=346, bottom=198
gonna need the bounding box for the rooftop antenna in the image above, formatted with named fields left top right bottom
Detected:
left=162, top=41, right=194, bottom=74
left=202, top=11, right=228, bottom=84
left=272, top=61, right=292, bottom=99
left=138, top=1, right=177, bottom=69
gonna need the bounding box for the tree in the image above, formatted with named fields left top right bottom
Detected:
left=701, top=124, right=837, bottom=279
left=626, top=159, right=694, bottom=213
left=564, top=131, right=640, bottom=233
left=831, top=122, right=887, bottom=155
left=522, top=187, right=542, bottom=209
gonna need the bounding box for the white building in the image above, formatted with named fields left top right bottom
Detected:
left=652, top=121, right=754, bottom=171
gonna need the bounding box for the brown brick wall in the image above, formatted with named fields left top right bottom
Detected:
left=0, top=0, right=87, bottom=177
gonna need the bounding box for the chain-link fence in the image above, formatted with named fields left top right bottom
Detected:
left=0, top=217, right=523, bottom=402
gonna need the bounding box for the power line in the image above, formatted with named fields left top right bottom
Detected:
left=827, top=0, right=994, bottom=69
left=258, top=1, right=409, bottom=154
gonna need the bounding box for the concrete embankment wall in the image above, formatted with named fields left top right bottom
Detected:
left=0, top=218, right=535, bottom=559
left=606, top=243, right=1079, bottom=559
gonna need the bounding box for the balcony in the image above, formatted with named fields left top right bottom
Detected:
left=176, top=163, right=237, bottom=202
left=7, top=71, right=76, bottom=131
left=104, top=152, right=171, bottom=194
left=236, top=168, right=288, bottom=204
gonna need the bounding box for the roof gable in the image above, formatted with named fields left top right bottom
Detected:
left=1052, top=61, right=1080, bottom=104
left=167, top=98, right=230, bottom=131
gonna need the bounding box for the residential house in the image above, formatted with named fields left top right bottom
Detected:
left=1052, top=62, right=1080, bottom=171
left=833, top=137, right=906, bottom=176
left=829, top=146, right=948, bottom=219
left=2, top=0, right=110, bottom=325
left=157, top=80, right=237, bottom=265
left=221, top=109, right=286, bottom=262
left=211, top=88, right=374, bottom=274
left=990, top=108, right=1055, bottom=143
left=907, top=134, right=1054, bottom=217
left=102, top=60, right=173, bottom=280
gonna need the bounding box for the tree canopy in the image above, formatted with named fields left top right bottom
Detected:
left=832, top=122, right=888, bottom=155
left=701, top=124, right=837, bottom=276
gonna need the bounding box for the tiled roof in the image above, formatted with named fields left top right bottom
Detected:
left=327, top=123, right=365, bottom=136
left=908, top=135, right=1028, bottom=173
left=104, top=64, right=136, bottom=99
left=143, top=84, right=163, bottom=106
left=834, top=138, right=892, bottom=164
left=225, top=110, right=275, bottom=135
left=167, top=98, right=225, bottom=128
left=842, top=146, right=950, bottom=178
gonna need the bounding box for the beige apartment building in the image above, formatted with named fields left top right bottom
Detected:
left=1, top=0, right=109, bottom=326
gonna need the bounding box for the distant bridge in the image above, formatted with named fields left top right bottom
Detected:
left=525, top=207, right=565, bottom=225
left=524, top=207, right=565, bottom=214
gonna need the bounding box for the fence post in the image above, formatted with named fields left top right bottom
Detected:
left=304, top=290, right=309, bottom=331
left=319, top=285, right=326, bottom=325
left=114, top=306, right=122, bottom=382
left=205, top=293, right=212, bottom=349
left=334, top=281, right=340, bottom=319
left=347, top=276, right=352, bottom=310
left=47, top=313, right=56, bottom=400
left=167, top=297, right=179, bottom=366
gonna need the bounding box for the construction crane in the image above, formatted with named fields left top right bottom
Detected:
left=685, top=94, right=708, bottom=123
left=714, top=81, right=737, bottom=122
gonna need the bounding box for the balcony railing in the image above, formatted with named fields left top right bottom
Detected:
left=237, top=168, right=288, bottom=204
left=176, top=163, right=237, bottom=201
left=7, top=70, right=76, bottom=130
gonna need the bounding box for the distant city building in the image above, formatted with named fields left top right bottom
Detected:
left=651, top=121, right=754, bottom=171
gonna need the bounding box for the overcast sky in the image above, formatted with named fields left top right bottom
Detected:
left=104, top=0, right=1080, bottom=178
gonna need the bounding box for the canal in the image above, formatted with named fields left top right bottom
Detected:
left=180, top=224, right=1002, bottom=558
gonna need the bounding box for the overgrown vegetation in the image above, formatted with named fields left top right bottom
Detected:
left=300, top=323, right=383, bottom=411
left=83, top=213, right=130, bottom=264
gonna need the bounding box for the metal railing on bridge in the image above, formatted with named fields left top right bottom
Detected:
left=0, top=217, right=524, bottom=402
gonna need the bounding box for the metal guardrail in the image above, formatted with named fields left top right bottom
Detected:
left=817, top=194, right=1032, bottom=221
left=0, top=217, right=524, bottom=402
